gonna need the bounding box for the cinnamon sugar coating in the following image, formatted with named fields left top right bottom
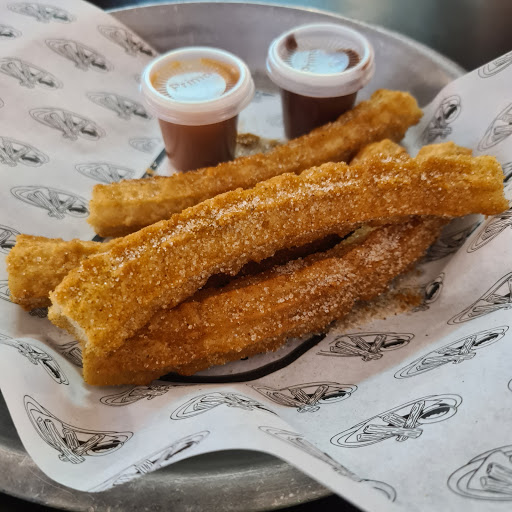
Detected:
left=88, top=89, right=422, bottom=237
left=83, top=218, right=445, bottom=385
left=48, top=151, right=508, bottom=356
left=5, top=235, right=115, bottom=310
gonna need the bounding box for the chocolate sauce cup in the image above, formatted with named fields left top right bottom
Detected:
left=141, top=47, right=254, bottom=171
left=266, top=24, right=375, bottom=139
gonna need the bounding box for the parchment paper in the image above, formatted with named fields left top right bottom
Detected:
left=1, top=1, right=511, bottom=511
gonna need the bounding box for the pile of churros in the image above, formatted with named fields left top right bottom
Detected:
left=6, top=89, right=508, bottom=385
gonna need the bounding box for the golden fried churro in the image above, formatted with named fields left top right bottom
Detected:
left=416, top=140, right=472, bottom=159
left=5, top=235, right=115, bottom=310
left=83, top=218, right=445, bottom=385
left=88, top=89, right=422, bottom=237
left=6, top=139, right=403, bottom=310
left=350, top=138, right=409, bottom=164
left=48, top=152, right=507, bottom=355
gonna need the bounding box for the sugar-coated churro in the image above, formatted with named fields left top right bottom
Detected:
left=7, top=139, right=404, bottom=309
left=83, top=218, right=446, bottom=385
left=88, top=89, right=422, bottom=237
left=5, top=235, right=115, bottom=310
left=48, top=151, right=508, bottom=356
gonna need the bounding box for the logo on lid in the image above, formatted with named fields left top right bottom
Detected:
left=165, top=71, right=227, bottom=102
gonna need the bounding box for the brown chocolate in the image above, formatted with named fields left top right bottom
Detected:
left=281, top=90, right=357, bottom=139
left=159, top=116, right=238, bottom=171
left=337, top=48, right=360, bottom=69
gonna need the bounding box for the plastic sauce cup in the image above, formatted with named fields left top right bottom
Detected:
left=266, top=23, right=375, bottom=139
left=141, top=47, right=255, bottom=171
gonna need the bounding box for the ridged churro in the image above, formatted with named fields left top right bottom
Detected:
left=48, top=152, right=508, bottom=356
left=83, top=218, right=445, bottom=385
left=88, top=89, right=422, bottom=237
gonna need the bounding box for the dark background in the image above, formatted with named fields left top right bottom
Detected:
left=2, top=0, right=512, bottom=511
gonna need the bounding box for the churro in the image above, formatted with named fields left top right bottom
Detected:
left=48, top=151, right=507, bottom=355
left=6, top=235, right=115, bottom=310
left=83, top=218, right=445, bottom=385
left=7, top=139, right=403, bottom=309
left=88, top=89, right=422, bottom=237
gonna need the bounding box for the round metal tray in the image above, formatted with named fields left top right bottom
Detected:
left=0, top=3, right=464, bottom=511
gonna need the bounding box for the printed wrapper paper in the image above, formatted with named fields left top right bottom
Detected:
left=1, top=1, right=512, bottom=511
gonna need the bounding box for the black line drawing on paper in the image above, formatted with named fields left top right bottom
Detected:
left=0, top=24, right=22, bottom=40
left=478, top=103, right=512, bottom=151
left=75, top=162, right=135, bottom=184
left=331, top=394, right=462, bottom=448
left=448, top=445, right=512, bottom=500
left=421, top=95, right=461, bottom=144
left=253, top=382, right=357, bottom=413
left=97, top=25, right=157, bottom=58
left=317, top=332, right=413, bottom=361
left=0, top=280, right=11, bottom=302
left=508, top=379, right=512, bottom=392
left=424, top=222, right=480, bottom=261
left=171, top=392, right=276, bottom=420
left=0, top=98, right=3, bottom=109
left=449, top=272, right=512, bottom=324
left=28, top=307, right=48, bottom=318
left=259, top=426, right=396, bottom=501
left=412, top=273, right=445, bottom=312
left=0, top=335, right=68, bottom=384
left=8, top=3, right=75, bottom=23
left=0, top=280, right=47, bottom=317
left=0, top=224, right=20, bottom=253
left=58, top=341, right=82, bottom=367
left=11, top=186, right=88, bottom=219
left=0, top=136, right=49, bottom=167
left=30, top=107, right=105, bottom=141
left=25, top=396, right=132, bottom=464
left=0, top=57, right=62, bottom=89
left=129, top=137, right=161, bottom=154
left=86, top=91, right=152, bottom=121
left=90, top=431, right=210, bottom=491
left=503, top=162, right=512, bottom=185
left=395, top=326, right=508, bottom=379
left=479, top=51, right=512, bottom=78
left=46, top=39, right=112, bottom=72
left=100, top=383, right=172, bottom=406
left=468, top=207, right=512, bottom=252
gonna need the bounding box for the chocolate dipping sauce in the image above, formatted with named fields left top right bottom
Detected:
left=281, top=90, right=357, bottom=139
left=267, top=24, right=375, bottom=139
left=141, top=47, right=254, bottom=171
left=158, top=116, right=237, bottom=170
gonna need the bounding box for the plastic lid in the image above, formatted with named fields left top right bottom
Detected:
left=266, top=23, right=375, bottom=98
left=141, top=47, right=255, bottom=126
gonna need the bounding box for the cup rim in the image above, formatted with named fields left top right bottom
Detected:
left=266, top=23, right=375, bottom=98
left=141, top=46, right=255, bottom=126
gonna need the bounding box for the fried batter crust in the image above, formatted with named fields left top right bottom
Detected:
left=6, top=140, right=403, bottom=309
left=83, top=218, right=445, bottom=385
left=48, top=152, right=508, bottom=355
left=5, top=235, right=115, bottom=310
left=88, top=89, right=422, bottom=237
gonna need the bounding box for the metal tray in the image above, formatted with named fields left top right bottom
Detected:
left=0, top=2, right=464, bottom=511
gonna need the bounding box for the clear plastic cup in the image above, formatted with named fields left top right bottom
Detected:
left=266, top=23, right=375, bottom=139
left=141, top=47, right=255, bottom=171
